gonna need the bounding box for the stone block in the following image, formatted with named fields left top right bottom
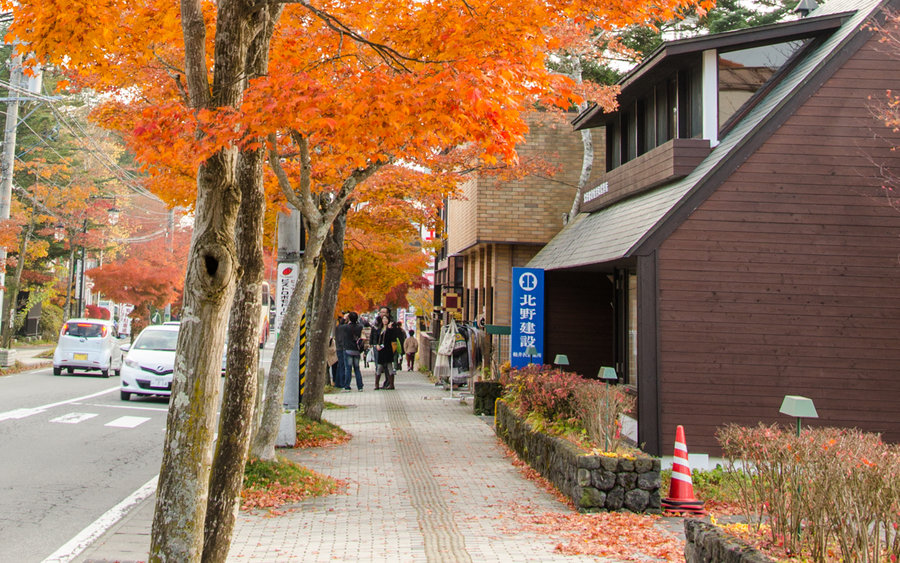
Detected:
left=617, top=458, right=635, bottom=472
left=577, top=455, right=601, bottom=470
left=617, top=472, right=638, bottom=490
left=599, top=456, right=619, bottom=472
left=634, top=457, right=653, bottom=473
left=638, top=471, right=661, bottom=490
left=578, top=486, right=606, bottom=509
left=649, top=489, right=661, bottom=509
left=592, top=469, right=616, bottom=491
left=624, top=489, right=650, bottom=513
left=605, top=486, right=625, bottom=510
left=577, top=468, right=592, bottom=487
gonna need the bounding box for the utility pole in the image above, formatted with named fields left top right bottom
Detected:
left=276, top=207, right=304, bottom=410
left=0, top=52, right=23, bottom=359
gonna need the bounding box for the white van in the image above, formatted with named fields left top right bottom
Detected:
left=52, top=318, right=123, bottom=378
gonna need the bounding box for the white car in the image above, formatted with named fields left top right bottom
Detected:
left=119, top=324, right=179, bottom=401
left=53, top=318, right=123, bottom=378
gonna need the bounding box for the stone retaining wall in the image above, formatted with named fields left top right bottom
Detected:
left=494, top=400, right=661, bottom=513
left=684, top=520, right=774, bottom=563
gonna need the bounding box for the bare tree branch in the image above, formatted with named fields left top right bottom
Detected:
left=276, top=0, right=455, bottom=71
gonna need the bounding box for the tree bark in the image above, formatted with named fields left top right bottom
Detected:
left=201, top=6, right=281, bottom=561
left=2, top=218, right=32, bottom=347
left=64, top=246, right=75, bottom=320
left=249, top=224, right=326, bottom=460
left=201, top=148, right=262, bottom=562
left=251, top=141, right=384, bottom=460
left=150, top=0, right=256, bottom=559
left=567, top=56, right=594, bottom=221
left=301, top=206, right=348, bottom=421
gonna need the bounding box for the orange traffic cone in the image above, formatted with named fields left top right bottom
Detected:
left=661, top=425, right=706, bottom=516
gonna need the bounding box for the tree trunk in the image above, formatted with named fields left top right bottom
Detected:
left=150, top=151, right=240, bottom=562
left=301, top=206, right=347, bottom=421
left=249, top=222, right=329, bottom=460
left=252, top=141, right=383, bottom=461
left=567, top=57, right=594, bottom=221
left=2, top=219, right=32, bottom=347
left=202, top=149, right=264, bottom=563
left=150, top=0, right=255, bottom=559
left=201, top=7, right=281, bottom=561
left=64, top=246, right=75, bottom=320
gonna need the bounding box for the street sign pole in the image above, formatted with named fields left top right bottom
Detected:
left=276, top=207, right=304, bottom=410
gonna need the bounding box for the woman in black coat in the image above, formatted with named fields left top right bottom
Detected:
left=372, top=308, right=402, bottom=389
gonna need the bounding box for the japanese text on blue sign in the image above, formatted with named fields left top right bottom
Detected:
left=510, top=267, right=544, bottom=368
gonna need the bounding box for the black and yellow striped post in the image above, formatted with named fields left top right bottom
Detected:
left=298, top=313, right=307, bottom=403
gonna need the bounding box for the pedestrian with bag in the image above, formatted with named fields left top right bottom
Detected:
left=403, top=329, right=418, bottom=371
left=372, top=307, right=400, bottom=390
left=333, top=315, right=348, bottom=390
left=336, top=311, right=364, bottom=391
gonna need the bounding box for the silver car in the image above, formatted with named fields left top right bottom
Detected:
left=53, top=318, right=123, bottom=378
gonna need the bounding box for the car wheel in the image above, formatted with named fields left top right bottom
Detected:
left=66, top=367, right=74, bottom=374
left=101, top=368, right=110, bottom=378
left=120, top=391, right=131, bottom=401
left=114, top=368, right=121, bottom=377
left=53, top=367, right=61, bottom=376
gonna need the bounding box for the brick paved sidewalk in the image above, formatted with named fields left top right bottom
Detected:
left=77, top=366, right=683, bottom=562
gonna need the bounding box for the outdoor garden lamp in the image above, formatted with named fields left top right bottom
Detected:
left=598, top=366, right=618, bottom=383
left=779, top=395, right=818, bottom=436
left=525, top=345, right=537, bottom=364
left=553, top=354, right=569, bottom=366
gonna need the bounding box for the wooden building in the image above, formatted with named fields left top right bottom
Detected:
left=528, top=0, right=900, bottom=456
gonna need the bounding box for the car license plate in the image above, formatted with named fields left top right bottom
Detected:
left=150, top=375, right=168, bottom=389
left=73, top=353, right=88, bottom=361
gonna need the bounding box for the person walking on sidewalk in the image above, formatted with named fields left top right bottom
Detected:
left=403, top=330, right=418, bottom=371
left=392, top=321, right=405, bottom=371
left=372, top=308, right=400, bottom=390
left=336, top=311, right=364, bottom=391
left=333, top=315, right=348, bottom=390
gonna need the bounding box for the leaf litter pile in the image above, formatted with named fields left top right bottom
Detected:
left=500, top=444, right=686, bottom=562
left=240, top=457, right=346, bottom=514
left=240, top=415, right=350, bottom=514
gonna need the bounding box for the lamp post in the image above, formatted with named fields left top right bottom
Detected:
left=525, top=345, right=537, bottom=364
left=779, top=395, right=818, bottom=436
left=553, top=354, right=569, bottom=367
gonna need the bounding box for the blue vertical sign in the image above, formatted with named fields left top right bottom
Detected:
left=510, top=267, right=544, bottom=368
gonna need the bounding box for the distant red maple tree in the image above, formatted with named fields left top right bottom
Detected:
left=87, top=229, right=189, bottom=326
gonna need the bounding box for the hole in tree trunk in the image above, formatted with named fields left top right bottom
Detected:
left=204, top=254, right=219, bottom=277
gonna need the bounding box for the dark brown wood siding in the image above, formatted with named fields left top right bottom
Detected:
left=545, top=271, right=615, bottom=378
left=655, top=35, right=900, bottom=455
left=584, top=139, right=712, bottom=213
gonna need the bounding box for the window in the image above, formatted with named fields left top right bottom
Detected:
left=606, top=119, right=621, bottom=171
left=627, top=273, right=637, bottom=387
left=63, top=322, right=106, bottom=338
left=718, top=40, right=805, bottom=129
left=677, top=66, right=702, bottom=139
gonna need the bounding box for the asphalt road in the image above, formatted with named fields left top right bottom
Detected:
left=0, top=366, right=169, bottom=562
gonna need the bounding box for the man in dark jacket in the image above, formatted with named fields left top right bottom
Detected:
left=336, top=311, right=364, bottom=391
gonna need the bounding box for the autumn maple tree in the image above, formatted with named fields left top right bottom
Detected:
left=87, top=228, right=190, bottom=332
left=2, top=0, right=710, bottom=560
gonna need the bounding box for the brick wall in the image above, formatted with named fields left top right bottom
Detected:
left=445, top=112, right=603, bottom=253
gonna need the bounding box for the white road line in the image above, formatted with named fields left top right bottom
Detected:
left=42, top=475, right=158, bottom=563
left=105, top=416, right=151, bottom=428
left=77, top=402, right=168, bottom=412
left=0, top=387, right=118, bottom=422
left=50, top=412, right=99, bottom=424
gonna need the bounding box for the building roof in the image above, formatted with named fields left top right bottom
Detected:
left=529, top=0, right=889, bottom=271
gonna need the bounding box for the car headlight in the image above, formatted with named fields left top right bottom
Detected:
left=124, top=358, right=140, bottom=369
